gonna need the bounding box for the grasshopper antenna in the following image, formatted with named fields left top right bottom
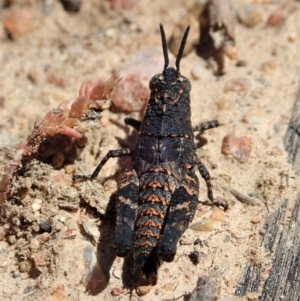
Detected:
left=159, top=24, right=169, bottom=74
left=175, top=25, right=190, bottom=74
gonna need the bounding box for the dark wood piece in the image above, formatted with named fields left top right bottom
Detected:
left=284, top=84, right=300, bottom=174
left=235, top=197, right=300, bottom=300
left=235, top=85, right=300, bottom=301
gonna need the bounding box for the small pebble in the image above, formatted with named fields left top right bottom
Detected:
left=224, top=235, right=231, bottom=243
left=270, top=146, right=283, bottom=156
left=288, top=33, right=297, bottom=42
left=7, top=235, right=16, bottom=244
left=12, top=272, right=21, bottom=278
left=27, top=68, right=41, bottom=84
left=211, top=206, right=225, bottom=222
left=3, top=8, right=40, bottom=40
left=63, top=229, right=76, bottom=239
left=260, top=60, right=277, bottom=74
left=216, top=97, right=234, bottom=110
left=23, top=177, right=32, bottom=190
left=34, top=212, right=40, bottom=218
left=32, top=249, right=48, bottom=267
left=224, top=77, right=250, bottom=92
left=52, top=243, right=60, bottom=255
left=1, top=261, right=7, bottom=269
left=180, top=237, right=192, bottom=245
left=104, top=28, right=116, bottom=39
left=37, top=232, right=51, bottom=244
left=64, top=164, right=75, bottom=174
left=15, top=238, right=26, bottom=248
left=251, top=215, right=262, bottom=224
left=190, top=218, right=214, bottom=232
left=246, top=291, right=260, bottom=299
left=189, top=277, right=220, bottom=301
left=34, top=199, right=43, bottom=204
left=163, top=282, right=176, bottom=291
left=55, top=221, right=64, bottom=231
left=31, top=202, right=41, bottom=212
left=82, top=220, right=100, bottom=245
left=267, top=8, right=286, bottom=27
left=256, top=76, right=271, bottom=87
left=30, top=238, right=40, bottom=250
left=129, top=23, right=138, bottom=32
left=19, top=260, right=32, bottom=273
left=225, top=46, right=238, bottom=60
left=39, top=220, right=52, bottom=233
left=243, top=110, right=263, bottom=124
left=191, top=65, right=204, bottom=79
left=111, top=287, right=122, bottom=296
left=219, top=174, right=231, bottom=183
left=236, top=60, right=247, bottom=67
left=58, top=216, right=66, bottom=223
left=203, top=240, right=209, bottom=248
left=221, top=134, right=252, bottom=163
left=136, top=284, right=151, bottom=296
left=194, top=239, right=203, bottom=247
left=189, top=251, right=200, bottom=265
left=237, top=3, right=262, bottom=27
left=103, top=179, right=117, bottom=193
left=51, top=285, right=66, bottom=301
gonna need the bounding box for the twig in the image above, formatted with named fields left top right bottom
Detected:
left=223, top=186, right=260, bottom=206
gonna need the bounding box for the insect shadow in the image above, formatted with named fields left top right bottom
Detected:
left=109, top=117, right=140, bottom=150
left=82, top=121, right=139, bottom=294
left=79, top=191, right=117, bottom=295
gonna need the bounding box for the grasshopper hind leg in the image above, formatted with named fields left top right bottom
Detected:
left=114, top=168, right=139, bottom=257
left=157, top=168, right=199, bottom=262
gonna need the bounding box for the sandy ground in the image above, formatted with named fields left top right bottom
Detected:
left=0, top=0, right=299, bottom=300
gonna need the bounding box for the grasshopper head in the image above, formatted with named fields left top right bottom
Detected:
left=149, top=24, right=191, bottom=94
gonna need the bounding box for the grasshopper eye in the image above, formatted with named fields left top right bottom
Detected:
left=149, top=74, right=163, bottom=90
left=149, top=77, right=155, bottom=90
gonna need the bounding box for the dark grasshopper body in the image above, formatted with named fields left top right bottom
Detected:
left=131, top=68, right=198, bottom=270
left=74, top=24, right=223, bottom=285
